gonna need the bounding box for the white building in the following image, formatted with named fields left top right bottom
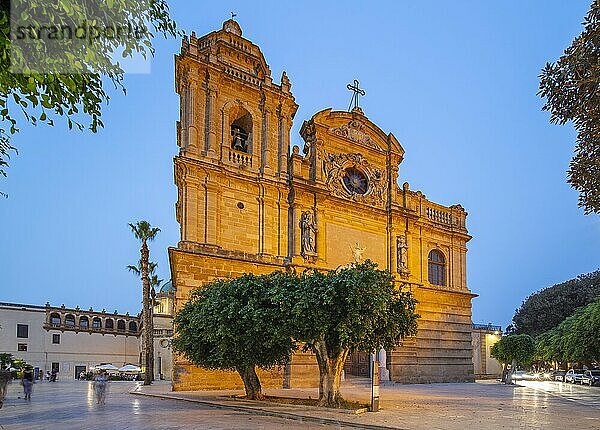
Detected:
left=0, top=302, right=140, bottom=379
left=1, top=279, right=176, bottom=381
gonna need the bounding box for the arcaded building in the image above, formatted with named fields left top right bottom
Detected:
left=169, top=19, right=476, bottom=390
left=0, top=302, right=140, bottom=379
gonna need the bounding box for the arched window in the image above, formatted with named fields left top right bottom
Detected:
left=50, top=313, right=61, bottom=326
left=117, top=320, right=126, bottom=332
left=92, top=317, right=102, bottom=329
left=128, top=321, right=137, bottom=332
left=105, top=318, right=114, bottom=330
left=65, top=314, right=75, bottom=327
left=428, top=249, right=446, bottom=286
left=79, top=316, right=89, bottom=329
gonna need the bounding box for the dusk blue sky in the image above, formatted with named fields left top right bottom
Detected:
left=1, top=1, right=597, bottom=329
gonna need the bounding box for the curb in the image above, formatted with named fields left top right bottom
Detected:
left=130, top=389, right=405, bottom=430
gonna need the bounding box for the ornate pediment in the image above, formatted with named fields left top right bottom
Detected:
left=322, top=152, right=387, bottom=206
left=328, top=120, right=383, bottom=151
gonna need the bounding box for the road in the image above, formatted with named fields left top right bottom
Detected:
left=0, top=380, right=351, bottom=430
left=515, top=379, right=600, bottom=408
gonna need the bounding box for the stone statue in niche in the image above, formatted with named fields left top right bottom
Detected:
left=397, top=235, right=409, bottom=275
left=300, top=210, right=317, bottom=257
left=350, top=242, right=365, bottom=264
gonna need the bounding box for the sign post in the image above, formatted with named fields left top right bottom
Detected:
left=371, top=359, right=380, bottom=412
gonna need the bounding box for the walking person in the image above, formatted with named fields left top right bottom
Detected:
left=21, top=367, right=33, bottom=401
left=92, top=370, right=108, bottom=405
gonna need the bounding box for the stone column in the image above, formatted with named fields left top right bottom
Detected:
left=204, top=179, right=219, bottom=245
left=287, top=198, right=300, bottom=260
left=179, top=86, right=189, bottom=150
left=316, top=203, right=326, bottom=263
left=206, top=86, right=218, bottom=158
left=187, top=80, right=199, bottom=153
left=314, top=140, right=324, bottom=182
left=378, top=348, right=390, bottom=381
left=261, top=108, right=272, bottom=173
left=184, top=179, right=199, bottom=243
left=277, top=109, right=289, bottom=177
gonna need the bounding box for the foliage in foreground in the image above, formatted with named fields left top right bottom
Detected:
left=173, top=272, right=298, bottom=400
left=173, top=261, right=419, bottom=406
left=0, top=1, right=178, bottom=182
left=539, top=0, right=600, bottom=214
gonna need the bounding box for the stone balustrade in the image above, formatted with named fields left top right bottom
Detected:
left=228, top=148, right=253, bottom=168
left=423, top=203, right=467, bottom=230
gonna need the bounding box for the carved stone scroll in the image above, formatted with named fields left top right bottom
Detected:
left=328, top=120, right=383, bottom=151
left=322, top=152, right=386, bottom=206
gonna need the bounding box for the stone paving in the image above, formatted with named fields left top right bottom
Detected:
left=2, top=378, right=600, bottom=429
left=134, top=378, right=600, bottom=430
left=0, top=380, right=353, bottom=429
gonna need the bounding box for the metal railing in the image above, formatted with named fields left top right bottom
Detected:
left=473, top=323, right=502, bottom=332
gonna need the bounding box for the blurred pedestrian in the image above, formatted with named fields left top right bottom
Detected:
left=92, top=371, right=108, bottom=405
left=21, top=367, right=33, bottom=400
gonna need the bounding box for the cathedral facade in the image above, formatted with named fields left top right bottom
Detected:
left=169, top=19, right=476, bottom=391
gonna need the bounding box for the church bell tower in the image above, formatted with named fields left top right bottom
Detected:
left=173, top=19, right=298, bottom=255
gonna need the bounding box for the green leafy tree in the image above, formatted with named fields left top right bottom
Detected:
left=539, top=0, right=600, bottom=214
left=0, top=353, right=12, bottom=370
left=490, top=338, right=510, bottom=381
left=536, top=298, right=600, bottom=366
left=292, top=261, right=419, bottom=407
left=0, top=1, right=178, bottom=184
left=566, top=298, right=600, bottom=363
left=173, top=272, right=298, bottom=400
left=129, top=220, right=160, bottom=385
left=508, top=270, right=600, bottom=337
left=491, top=334, right=536, bottom=384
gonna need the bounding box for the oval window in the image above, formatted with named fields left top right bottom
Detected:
left=342, top=167, right=369, bottom=195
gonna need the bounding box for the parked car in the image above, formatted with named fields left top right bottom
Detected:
left=565, top=369, right=584, bottom=384
left=582, top=370, right=600, bottom=386
left=552, top=370, right=566, bottom=382
left=511, top=370, right=528, bottom=381
left=511, top=370, right=541, bottom=381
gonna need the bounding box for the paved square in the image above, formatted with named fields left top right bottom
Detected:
left=2, top=379, right=600, bottom=430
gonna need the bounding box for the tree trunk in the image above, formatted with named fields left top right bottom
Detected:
left=506, top=359, right=517, bottom=385
left=237, top=366, right=263, bottom=400
left=313, top=340, right=349, bottom=407
left=501, top=363, right=508, bottom=383
left=0, top=370, right=10, bottom=408
left=141, top=241, right=154, bottom=386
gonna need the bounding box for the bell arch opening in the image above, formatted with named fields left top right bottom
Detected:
left=229, top=107, right=253, bottom=153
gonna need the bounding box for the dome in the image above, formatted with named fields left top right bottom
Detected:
left=159, top=279, right=174, bottom=293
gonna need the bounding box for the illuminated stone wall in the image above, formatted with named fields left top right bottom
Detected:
left=170, top=19, right=476, bottom=391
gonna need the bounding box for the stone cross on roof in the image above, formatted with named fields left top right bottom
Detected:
left=347, top=79, right=366, bottom=112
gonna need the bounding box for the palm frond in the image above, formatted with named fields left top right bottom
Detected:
left=126, top=265, right=141, bottom=275
left=129, top=220, right=161, bottom=241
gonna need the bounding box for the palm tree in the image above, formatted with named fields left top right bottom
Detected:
left=128, top=260, right=163, bottom=315
left=129, top=221, right=160, bottom=386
